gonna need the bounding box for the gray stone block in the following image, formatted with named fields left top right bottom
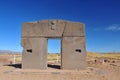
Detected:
left=21, top=20, right=86, bottom=69
left=61, top=37, right=86, bottom=69
left=22, top=38, right=47, bottom=69
left=63, top=22, right=85, bottom=37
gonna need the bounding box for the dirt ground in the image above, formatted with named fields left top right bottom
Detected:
left=0, top=62, right=120, bottom=80
left=0, top=54, right=120, bottom=80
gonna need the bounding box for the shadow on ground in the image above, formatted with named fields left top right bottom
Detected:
left=4, top=64, right=61, bottom=69
left=4, top=64, right=22, bottom=68
left=48, top=64, right=61, bottom=69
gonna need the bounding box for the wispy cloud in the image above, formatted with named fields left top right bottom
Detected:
left=105, top=24, right=120, bottom=31
left=94, top=24, right=120, bottom=31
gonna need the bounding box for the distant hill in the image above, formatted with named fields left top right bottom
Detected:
left=0, top=50, right=21, bottom=54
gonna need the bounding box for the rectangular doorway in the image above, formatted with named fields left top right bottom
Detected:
left=47, top=38, right=61, bottom=69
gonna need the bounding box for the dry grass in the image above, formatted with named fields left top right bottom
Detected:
left=0, top=52, right=119, bottom=64
left=0, top=53, right=61, bottom=64
left=87, top=52, right=120, bottom=59
left=87, top=52, right=102, bottom=57
left=0, top=54, right=22, bottom=64
left=47, top=54, right=61, bottom=63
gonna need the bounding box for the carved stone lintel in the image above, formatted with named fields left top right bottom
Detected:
left=49, top=20, right=56, bottom=30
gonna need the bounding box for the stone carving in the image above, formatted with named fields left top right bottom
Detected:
left=49, top=20, right=56, bottom=30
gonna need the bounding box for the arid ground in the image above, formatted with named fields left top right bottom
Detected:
left=0, top=53, right=120, bottom=80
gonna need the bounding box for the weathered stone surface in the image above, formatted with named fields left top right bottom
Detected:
left=22, top=20, right=85, bottom=38
left=61, top=37, right=86, bottom=69
left=22, top=20, right=66, bottom=37
left=22, top=38, right=47, bottom=69
left=21, top=20, right=86, bottom=69
left=63, top=22, right=85, bottom=37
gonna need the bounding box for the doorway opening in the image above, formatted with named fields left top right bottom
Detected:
left=47, top=38, right=61, bottom=69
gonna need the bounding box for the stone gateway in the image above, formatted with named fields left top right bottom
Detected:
left=21, top=20, right=86, bottom=69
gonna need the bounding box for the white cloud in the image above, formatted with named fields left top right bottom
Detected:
left=93, top=24, right=120, bottom=31
left=118, top=27, right=120, bottom=30
left=105, top=25, right=120, bottom=31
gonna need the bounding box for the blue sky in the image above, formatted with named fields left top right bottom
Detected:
left=0, top=0, right=120, bottom=53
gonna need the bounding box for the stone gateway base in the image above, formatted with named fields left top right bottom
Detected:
left=21, top=20, right=86, bottom=69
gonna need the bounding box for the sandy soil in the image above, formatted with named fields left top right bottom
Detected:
left=0, top=54, right=120, bottom=80
left=0, top=62, right=120, bottom=80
